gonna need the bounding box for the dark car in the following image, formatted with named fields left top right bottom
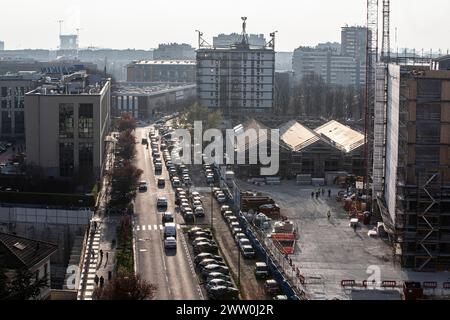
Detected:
left=201, top=264, right=230, bottom=278
left=157, top=178, right=165, bottom=188
left=194, top=253, right=223, bottom=265
left=162, top=212, right=174, bottom=224
left=194, top=242, right=219, bottom=255
left=197, top=259, right=226, bottom=270
left=205, top=279, right=234, bottom=292
left=191, top=231, right=213, bottom=242
left=207, top=286, right=239, bottom=300
left=254, top=262, right=269, bottom=279
left=264, top=280, right=280, bottom=296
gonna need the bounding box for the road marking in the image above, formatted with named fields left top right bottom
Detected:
left=148, top=225, right=152, bottom=231
left=154, top=225, right=158, bottom=231
left=139, top=249, right=148, bottom=252
left=136, top=225, right=140, bottom=231
left=159, top=225, right=163, bottom=230
left=177, top=224, right=181, bottom=229
left=142, top=225, right=146, bottom=231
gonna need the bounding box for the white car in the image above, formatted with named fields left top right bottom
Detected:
left=193, top=200, right=203, bottom=208
left=164, top=237, right=177, bottom=250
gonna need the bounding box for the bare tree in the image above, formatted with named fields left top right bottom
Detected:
left=93, top=273, right=157, bottom=300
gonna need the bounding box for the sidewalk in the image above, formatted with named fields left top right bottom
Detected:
left=78, top=137, right=117, bottom=300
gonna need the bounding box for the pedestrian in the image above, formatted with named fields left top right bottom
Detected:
left=91, top=250, right=95, bottom=259
left=108, top=271, right=112, bottom=281
left=100, top=249, right=104, bottom=260
left=106, top=252, right=109, bottom=261
left=94, top=275, right=99, bottom=286
left=353, top=223, right=357, bottom=232
left=328, top=189, right=331, bottom=198
left=99, top=276, right=105, bottom=287
left=316, top=192, right=319, bottom=199
left=327, top=210, right=331, bottom=220
left=112, top=239, right=116, bottom=248
left=321, top=188, right=325, bottom=196
left=93, top=221, right=97, bottom=232
left=311, top=192, right=314, bottom=199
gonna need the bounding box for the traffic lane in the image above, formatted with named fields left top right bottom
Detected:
left=157, top=145, right=202, bottom=300
left=134, top=127, right=172, bottom=299
left=141, top=126, right=202, bottom=300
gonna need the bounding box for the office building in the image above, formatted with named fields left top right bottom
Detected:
left=153, top=43, right=195, bottom=60
left=25, top=71, right=111, bottom=179
left=127, top=60, right=196, bottom=83
left=374, top=64, right=450, bottom=271
left=0, top=71, right=44, bottom=138
left=0, top=41, right=4, bottom=51
left=292, top=46, right=359, bottom=86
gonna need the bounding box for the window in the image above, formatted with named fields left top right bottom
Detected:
left=79, top=143, right=94, bottom=170
left=59, top=104, right=74, bottom=139
left=59, top=142, right=74, bottom=177
left=1, top=111, right=11, bottom=135
left=14, top=111, right=24, bottom=134
left=79, top=104, right=94, bottom=139
left=1, top=87, right=7, bottom=98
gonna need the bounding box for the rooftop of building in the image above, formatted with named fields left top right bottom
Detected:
left=0, top=71, right=43, bottom=81
left=131, top=60, right=196, bottom=66
left=279, top=120, right=320, bottom=152
left=27, top=71, right=109, bottom=96
left=0, top=232, right=57, bottom=269
left=198, top=45, right=274, bottom=52
left=315, top=120, right=365, bottom=153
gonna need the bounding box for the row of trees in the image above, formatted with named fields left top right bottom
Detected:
left=0, top=269, right=49, bottom=300
left=110, top=113, right=143, bottom=207
left=274, top=74, right=365, bottom=121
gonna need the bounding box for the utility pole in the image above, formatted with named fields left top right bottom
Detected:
left=210, top=183, right=214, bottom=230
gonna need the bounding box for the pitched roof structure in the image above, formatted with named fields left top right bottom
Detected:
left=279, top=120, right=320, bottom=152
left=315, top=120, right=365, bottom=153
left=0, top=233, right=57, bottom=269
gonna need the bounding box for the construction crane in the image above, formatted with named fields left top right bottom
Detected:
left=381, top=0, right=391, bottom=62
left=364, top=0, right=379, bottom=199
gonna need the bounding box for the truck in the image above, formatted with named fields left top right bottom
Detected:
left=241, top=196, right=275, bottom=213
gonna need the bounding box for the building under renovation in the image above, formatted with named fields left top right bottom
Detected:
left=375, top=64, right=450, bottom=271
left=232, top=118, right=365, bottom=180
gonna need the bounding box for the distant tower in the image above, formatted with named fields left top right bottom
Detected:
left=239, top=17, right=249, bottom=46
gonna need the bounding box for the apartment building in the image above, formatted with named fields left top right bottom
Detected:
left=127, top=60, right=196, bottom=83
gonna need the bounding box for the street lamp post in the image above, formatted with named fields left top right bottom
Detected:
left=238, top=247, right=241, bottom=287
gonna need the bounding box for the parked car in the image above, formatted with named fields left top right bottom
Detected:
left=205, top=279, right=234, bottom=292
left=188, top=227, right=205, bottom=239
left=184, top=212, right=195, bottom=224
left=264, top=279, right=280, bottom=296
left=221, top=205, right=230, bottom=215
left=238, top=238, right=251, bottom=248
left=192, top=238, right=215, bottom=247
left=194, top=242, right=218, bottom=255
left=208, top=286, right=239, bottom=300
left=231, top=227, right=243, bottom=237
left=206, top=272, right=232, bottom=283
left=274, top=295, right=288, bottom=300
left=164, top=237, right=177, bottom=250
left=157, top=197, right=168, bottom=209
left=191, top=231, right=212, bottom=241
left=194, top=253, right=223, bottom=265
left=240, top=245, right=255, bottom=259
left=254, top=262, right=269, bottom=279
left=194, top=207, right=205, bottom=218
left=198, top=259, right=226, bottom=270
left=226, top=215, right=238, bottom=224
left=192, top=200, right=202, bottom=208
left=201, top=264, right=230, bottom=278
left=234, top=233, right=247, bottom=245
left=222, top=210, right=234, bottom=219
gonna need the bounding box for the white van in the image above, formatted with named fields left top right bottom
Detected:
left=164, top=222, right=177, bottom=239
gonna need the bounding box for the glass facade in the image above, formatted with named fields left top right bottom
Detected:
left=59, top=142, right=74, bottom=177
left=14, top=111, right=24, bottom=134
left=59, top=104, right=74, bottom=139
left=1, top=111, right=11, bottom=134
left=79, top=142, right=94, bottom=169
left=79, top=103, right=94, bottom=139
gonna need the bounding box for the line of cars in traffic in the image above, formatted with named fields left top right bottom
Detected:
left=187, top=226, right=239, bottom=300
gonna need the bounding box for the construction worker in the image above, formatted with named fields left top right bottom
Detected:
left=328, top=189, right=331, bottom=198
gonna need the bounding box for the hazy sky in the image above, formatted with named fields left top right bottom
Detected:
left=1, top=0, right=449, bottom=52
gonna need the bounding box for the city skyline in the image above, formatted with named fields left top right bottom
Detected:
left=0, top=0, right=449, bottom=52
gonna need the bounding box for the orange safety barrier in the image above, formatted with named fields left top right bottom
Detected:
left=272, top=233, right=296, bottom=241
left=381, top=281, right=397, bottom=288
left=341, top=280, right=356, bottom=287
left=423, top=282, right=437, bottom=289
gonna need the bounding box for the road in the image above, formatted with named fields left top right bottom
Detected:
left=132, top=125, right=203, bottom=300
